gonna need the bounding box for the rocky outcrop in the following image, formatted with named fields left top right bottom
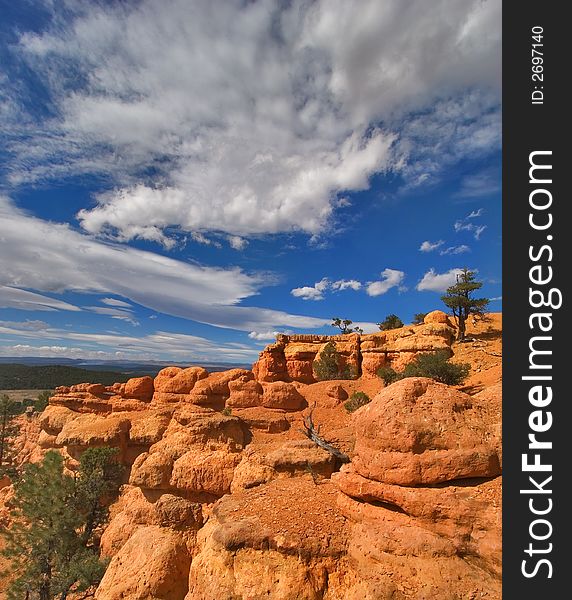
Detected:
left=332, top=377, right=502, bottom=598
left=253, top=318, right=455, bottom=383
left=129, top=405, right=247, bottom=499
left=11, top=312, right=503, bottom=600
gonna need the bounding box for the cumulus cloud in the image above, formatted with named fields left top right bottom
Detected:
left=2, top=0, right=500, bottom=244
left=228, top=236, right=248, bottom=251
left=248, top=330, right=281, bottom=341
left=191, top=232, right=222, bottom=248
left=0, top=197, right=329, bottom=332
left=331, top=279, right=362, bottom=291
left=291, top=276, right=365, bottom=300
left=291, top=278, right=330, bottom=301
left=416, top=268, right=464, bottom=292
left=419, top=240, right=444, bottom=253
left=366, top=269, right=405, bottom=296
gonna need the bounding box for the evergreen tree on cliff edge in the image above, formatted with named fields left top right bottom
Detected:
left=441, top=268, right=489, bottom=341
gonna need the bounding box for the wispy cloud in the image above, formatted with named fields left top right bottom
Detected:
left=0, top=286, right=81, bottom=312
left=454, top=208, right=488, bottom=240
left=439, top=244, right=470, bottom=255
left=0, top=197, right=330, bottom=332
left=0, top=326, right=261, bottom=363
left=101, top=297, right=133, bottom=308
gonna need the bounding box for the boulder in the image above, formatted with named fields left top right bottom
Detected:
left=424, top=309, right=453, bottom=326
left=226, top=376, right=263, bottom=408
left=124, top=376, right=154, bottom=402
left=351, top=377, right=501, bottom=486
left=261, top=381, right=306, bottom=411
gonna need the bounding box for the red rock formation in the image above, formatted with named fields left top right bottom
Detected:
left=7, top=318, right=501, bottom=600
left=252, top=324, right=454, bottom=383
left=332, top=376, right=502, bottom=598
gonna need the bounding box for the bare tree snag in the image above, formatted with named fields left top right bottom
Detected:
left=299, top=408, right=350, bottom=464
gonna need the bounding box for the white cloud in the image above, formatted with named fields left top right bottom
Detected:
left=0, top=197, right=329, bottom=332
left=0, top=328, right=260, bottom=363
left=457, top=170, right=500, bottom=198
left=291, top=278, right=330, bottom=301
left=467, top=208, right=485, bottom=218
left=191, top=232, right=222, bottom=248
left=0, top=320, right=50, bottom=332
left=331, top=279, right=362, bottom=291
left=419, top=240, right=444, bottom=253
left=440, top=244, right=470, bottom=255
left=248, top=331, right=281, bottom=341
left=416, top=268, right=464, bottom=292
left=101, top=297, right=132, bottom=308
left=0, top=285, right=81, bottom=312
left=228, top=236, right=248, bottom=251
left=454, top=220, right=487, bottom=240
left=3, top=0, right=500, bottom=243
left=366, top=269, right=405, bottom=297
left=86, top=306, right=140, bottom=326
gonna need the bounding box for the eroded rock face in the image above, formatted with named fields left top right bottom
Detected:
left=152, top=366, right=209, bottom=403
left=129, top=406, right=247, bottom=499
left=95, top=526, right=192, bottom=600
left=187, top=478, right=349, bottom=600
left=252, top=324, right=454, bottom=383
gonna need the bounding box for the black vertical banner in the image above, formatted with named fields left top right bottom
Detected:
left=503, top=2, right=568, bottom=598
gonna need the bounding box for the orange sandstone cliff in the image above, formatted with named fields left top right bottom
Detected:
left=1, top=311, right=502, bottom=600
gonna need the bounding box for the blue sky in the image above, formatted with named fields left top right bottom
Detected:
left=0, top=0, right=501, bottom=365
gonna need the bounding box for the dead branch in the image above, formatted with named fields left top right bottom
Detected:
left=299, top=408, right=350, bottom=464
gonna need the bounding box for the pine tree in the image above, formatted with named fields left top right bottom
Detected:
left=331, top=318, right=363, bottom=334
left=1, top=448, right=122, bottom=600
left=377, top=314, right=404, bottom=331
left=313, top=342, right=354, bottom=380
left=441, top=268, right=490, bottom=341
left=0, top=394, right=20, bottom=477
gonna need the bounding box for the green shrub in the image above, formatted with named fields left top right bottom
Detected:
left=377, top=351, right=470, bottom=386
left=412, top=312, right=427, bottom=325
left=221, top=407, right=232, bottom=416
left=402, top=351, right=470, bottom=385
left=313, top=342, right=355, bottom=380
left=377, top=314, right=404, bottom=331
left=344, top=391, right=371, bottom=412
left=376, top=365, right=401, bottom=386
